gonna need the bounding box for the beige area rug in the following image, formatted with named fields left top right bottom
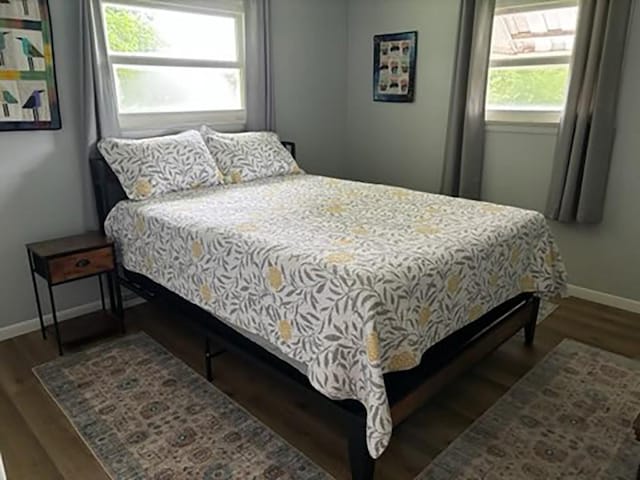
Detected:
left=34, top=302, right=634, bottom=480
left=416, top=340, right=640, bottom=479
left=34, top=333, right=331, bottom=480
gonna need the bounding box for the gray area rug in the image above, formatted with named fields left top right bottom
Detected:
left=34, top=333, right=330, bottom=480
left=416, top=340, right=640, bottom=479
left=35, top=302, right=635, bottom=480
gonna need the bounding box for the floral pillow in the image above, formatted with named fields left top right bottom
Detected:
left=98, top=130, right=224, bottom=201
left=200, top=126, right=302, bottom=184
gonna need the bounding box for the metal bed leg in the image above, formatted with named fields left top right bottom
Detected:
left=106, top=271, right=126, bottom=334
left=205, top=336, right=213, bottom=382
left=107, top=273, right=116, bottom=315
left=113, top=272, right=125, bottom=334
left=348, top=417, right=375, bottom=480
left=524, top=296, right=540, bottom=346
left=204, top=337, right=227, bottom=382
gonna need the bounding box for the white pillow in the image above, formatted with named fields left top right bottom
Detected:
left=200, top=126, right=302, bottom=184
left=98, top=130, right=223, bottom=200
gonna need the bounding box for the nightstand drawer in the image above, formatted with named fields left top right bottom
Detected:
left=49, top=247, right=114, bottom=284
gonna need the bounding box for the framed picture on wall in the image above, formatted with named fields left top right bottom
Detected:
left=373, top=31, right=418, bottom=103
left=0, top=0, right=61, bottom=131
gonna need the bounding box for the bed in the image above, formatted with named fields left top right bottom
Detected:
left=91, top=145, right=567, bottom=479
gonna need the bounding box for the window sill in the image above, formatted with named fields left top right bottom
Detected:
left=119, top=110, right=247, bottom=136
left=486, top=109, right=561, bottom=123
left=485, top=109, right=561, bottom=135
left=485, top=120, right=559, bottom=136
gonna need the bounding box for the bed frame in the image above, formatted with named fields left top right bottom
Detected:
left=90, top=144, right=540, bottom=480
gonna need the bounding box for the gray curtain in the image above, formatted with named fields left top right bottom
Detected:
left=80, top=0, right=121, bottom=227
left=245, top=0, right=275, bottom=131
left=441, top=0, right=495, bottom=199
left=81, top=0, right=120, bottom=153
left=545, top=0, right=632, bottom=224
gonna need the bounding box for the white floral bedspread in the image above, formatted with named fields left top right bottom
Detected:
left=105, top=174, right=567, bottom=458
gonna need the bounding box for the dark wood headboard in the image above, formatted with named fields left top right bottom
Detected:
left=90, top=141, right=296, bottom=232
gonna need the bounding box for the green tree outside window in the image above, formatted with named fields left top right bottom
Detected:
left=488, top=66, right=570, bottom=109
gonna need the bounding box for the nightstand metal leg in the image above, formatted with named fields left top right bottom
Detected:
left=98, top=274, right=106, bottom=311
left=47, top=284, right=63, bottom=356
left=27, top=250, right=46, bottom=340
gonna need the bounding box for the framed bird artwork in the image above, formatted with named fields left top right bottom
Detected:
left=0, top=0, right=61, bottom=131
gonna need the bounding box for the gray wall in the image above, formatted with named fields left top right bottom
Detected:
left=0, top=0, right=349, bottom=329
left=272, top=0, right=349, bottom=179
left=345, top=0, right=640, bottom=302
left=346, top=0, right=460, bottom=192
left=0, top=1, right=98, bottom=331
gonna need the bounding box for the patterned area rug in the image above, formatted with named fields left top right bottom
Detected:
left=416, top=340, right=640, bottom=479
left=34, top=333, right=331, bottom=480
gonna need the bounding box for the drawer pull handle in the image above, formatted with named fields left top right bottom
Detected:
left=76, top=259, right=91, bottom=268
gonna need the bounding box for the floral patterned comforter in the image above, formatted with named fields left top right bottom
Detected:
left=105, top=174, right=567, bottom=458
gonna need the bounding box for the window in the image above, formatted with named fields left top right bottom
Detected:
left=102, top=0, right=245, bottom=130
left=486, top=1, right=579, bottom=123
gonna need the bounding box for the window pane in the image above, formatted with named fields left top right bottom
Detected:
left=487, top=4, right=578, bottom=114
left=487, top=65, right=570, bottom=110
left=114, top=65, right=243, bottom=114
left=491, top=6, right=578, bottom=61
left=104, top=3, right=238, bottom=62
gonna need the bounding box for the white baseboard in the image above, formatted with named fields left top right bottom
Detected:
left=0, top=297, right=146, bottom=343
left=568, top=284, right=640, bottom=314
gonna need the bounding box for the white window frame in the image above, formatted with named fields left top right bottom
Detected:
left=101, top=0, right=246, bottom=131
left=486, top=0, right=579, bottom=125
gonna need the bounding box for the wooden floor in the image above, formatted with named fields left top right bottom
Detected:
left=0, top=297, right=638, bottom=480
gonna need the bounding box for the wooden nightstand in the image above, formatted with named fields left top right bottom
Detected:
left=26, top=232, right=124, bottom=355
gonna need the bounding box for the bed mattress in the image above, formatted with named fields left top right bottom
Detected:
left=105, top=174, right=567, bottom=458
